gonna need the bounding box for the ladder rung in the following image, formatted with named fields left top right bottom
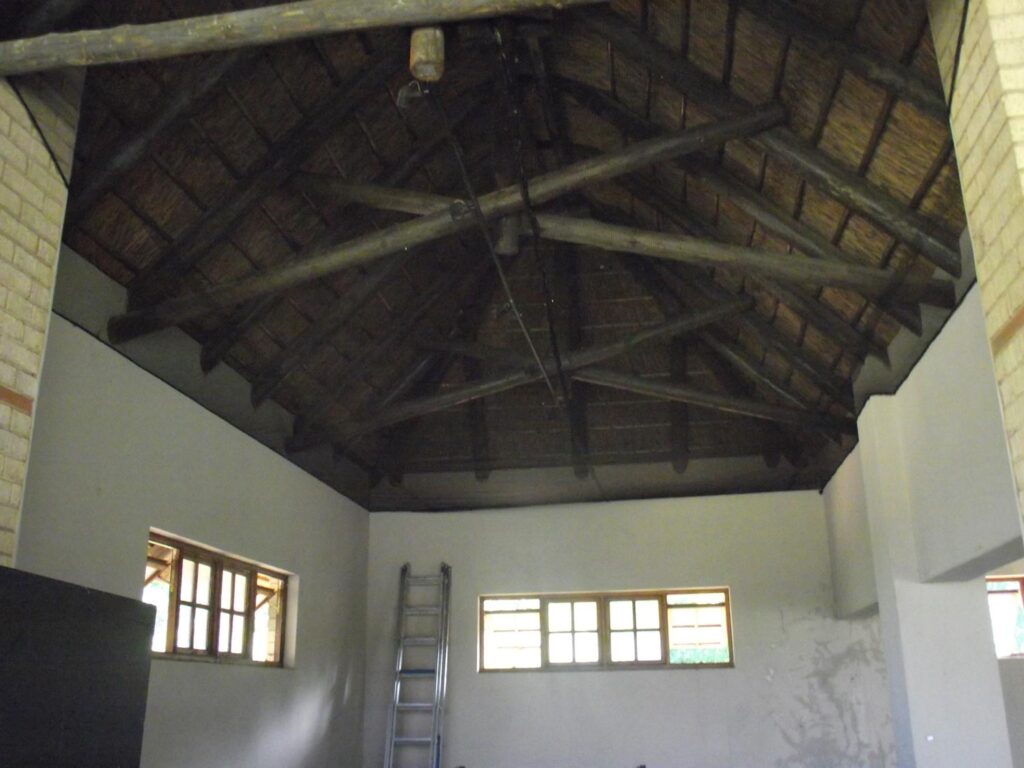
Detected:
left=397, top=702, right=435, bottom=711
left=402, top=636, right=438, bottom=646
left=399, top=668, right=436, bottom=677
left=407, top=576, right=440, bottom=585
left=404, top=605, right=440, bottom=615
left=393, top=737, right=433, bottom=746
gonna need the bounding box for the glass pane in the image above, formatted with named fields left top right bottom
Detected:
left=483, top=598, right=540, bottom=612
left=253, top=602, right=270, bottom=662
left=988, top=590, right=1024, bottom=658
left=637, top=630, right=662, bottom=661
left=574, top=631, right=599, bottom=663
left=488, top=611, right=540, bottom=631
left=219, top=611, right=231, bottom=652
left=635, top=599, right=660, bottom=629
left=234, top=574, right=248, bottom=612
left=548, top=602, right=572, bottom=632
left=176, top=605, right=192, bottom=649
left=142, top=579, right=170, bottom=653
left=193, top=608, right=209, bottom=651
left=609, top=600, right=634, bottom=630
left=548, top=632, right=574, bottom=663
left=610, top=631, right=635, bottom=662
left=516, top=647, right=542, bottom=668
left=574, top=601, right=598, bottom=632
left=180, top=558, right=195, bottom=603
left=667, top=591, right=725, bottom=606
left=231, top=614, right=245, bottom=654
left=196, top=563, right=212, bottom=606
left=220, top=571, right=233, bottom=610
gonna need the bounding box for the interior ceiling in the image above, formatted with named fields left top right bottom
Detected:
left=26, top=0, right=965, bottom=509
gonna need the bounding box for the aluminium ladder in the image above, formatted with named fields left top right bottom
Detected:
left=383, top=563, right=451, bottom=768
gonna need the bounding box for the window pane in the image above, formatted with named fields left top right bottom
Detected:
left=668, top=603, right=730, bottom=665
left=143, top=579, right=171, bottom=653
left=234, top=574, right=248, bottom=612
left=193, top=608, right=209, bottom=651
left=988, top=582, right=1024, bottom=658
left=231, top=614, right=245, bottom=654
left=574, top=601, right=598, bottom=632
left=488, top=611, right=540, bottom=631
left=180, top=558, right=195, bottom=603
left=483, top=598, right=540, bottom=612
left=609, top=600, right=634, bottom=630
left=548, top=632, right=573, bottom=663
left=574, top=631, right=599, bottom=663
left=220, top=572, right=233, bottom=610
left=637, top=630, right=662, bottom=661
left=219, top=611, right=231, bottom=652
left=635, top=599, right=660, bottom=629
left=177, top=605, right=193, bottom=649
left=516, top=647, right=542, bottom=669
left=610, top=631, right=635, bottom=662
left=196, top=563, right=212, bottom=606
left=548, top=602, right=572, bottom=632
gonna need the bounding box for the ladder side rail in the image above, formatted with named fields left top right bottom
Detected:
left=383, top=563, right=411, bottom=768
left=433, top=564, right=453, bottom=768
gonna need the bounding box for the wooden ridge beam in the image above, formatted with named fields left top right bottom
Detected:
left=288, top=301, right=748, bottom=450
left=198, top=89, right=486, bottom=373
left=556, top=74, right=924, bottom=335
left=68, top=50, right=246, bottom=223
left=573, top=366, right=855, bottom=434
left=573, top=9, right=962, bottom=277
left=737, top=0, right=947, bottom=120
left=127, top=50, right=403, bottom=308
left=0, top=0, right=608, bottom=76
left=108, top=104, right=784, bottom=343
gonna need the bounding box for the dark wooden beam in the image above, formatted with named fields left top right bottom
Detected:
left=289, top=301, right=749, bottom=450
left=295, top=179, right=953, bottom=307
left=738, top=0, right=947, bottom=120
left=108, top=104, right=785, bottom=342
left=0, top=0, right=608, bottom=76
left=556, top=74, right=924, bottom=335
left=573, top=9, right=962, bottom=277
left=198, top=89, right=486, bottom=373
left=574, top=367, right=855, bottom=434
left=68, top=50, right=246, bottom=223
left=127, top=50, right=403, bottom=309
left=669, top=336, right=689, bottom=475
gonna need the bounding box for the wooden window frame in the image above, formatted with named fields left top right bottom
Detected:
left=479, top=587, right=734, bottom=673
left=147, top=533, right=288, bottom=667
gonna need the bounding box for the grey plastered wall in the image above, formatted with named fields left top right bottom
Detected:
left=823, top=445, right=878, bottom=618
left=17, top=316, right=370, bottom=768
left=365, top=493, right=895, bottom=768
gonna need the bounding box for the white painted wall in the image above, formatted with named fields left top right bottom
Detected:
left=365, top=493, right=895, bottom=768
left=16, top=317, right=369, bottom=768
left=823, top=446, right=877, bottom=618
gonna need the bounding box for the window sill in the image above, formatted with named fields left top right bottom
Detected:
left=479, top=661, right=734, bottom=673
left=150, top=652, right=285, bottom=669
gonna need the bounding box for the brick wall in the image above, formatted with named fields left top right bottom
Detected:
left=928, top=0, right=1024, bottom=517
left=0, top=71, right=82, bottom=566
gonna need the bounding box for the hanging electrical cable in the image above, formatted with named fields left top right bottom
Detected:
left=413, top=79, right=558, bottom=398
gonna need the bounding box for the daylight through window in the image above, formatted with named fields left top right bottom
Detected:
left=987, top=576, right=1024, bottom=658
left=480, top=588, right=732, bottom=671
left=142, top=533, right=287, bottom=665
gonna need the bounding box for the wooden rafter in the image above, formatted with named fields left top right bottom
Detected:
left=287, top=301, right=752, bottom=451
left=126, top=50, right=403, bottom=308
left=0, top=0, right=607, bottom=76
left=108, top=104, right=785, bottom=342
left=68, top=50, right=246, bottom=223
left=574, top=8, right=962, bottom=277
left=556, top=75, right=924, bottom=336
left=737, top=0, right=947, bottom=120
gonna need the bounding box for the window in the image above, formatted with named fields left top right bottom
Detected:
left=479, top=588, right=733, bottom=671
left=142, top=533, right=287, bottom=665
left=987, top=576, right=1024, bottom=658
